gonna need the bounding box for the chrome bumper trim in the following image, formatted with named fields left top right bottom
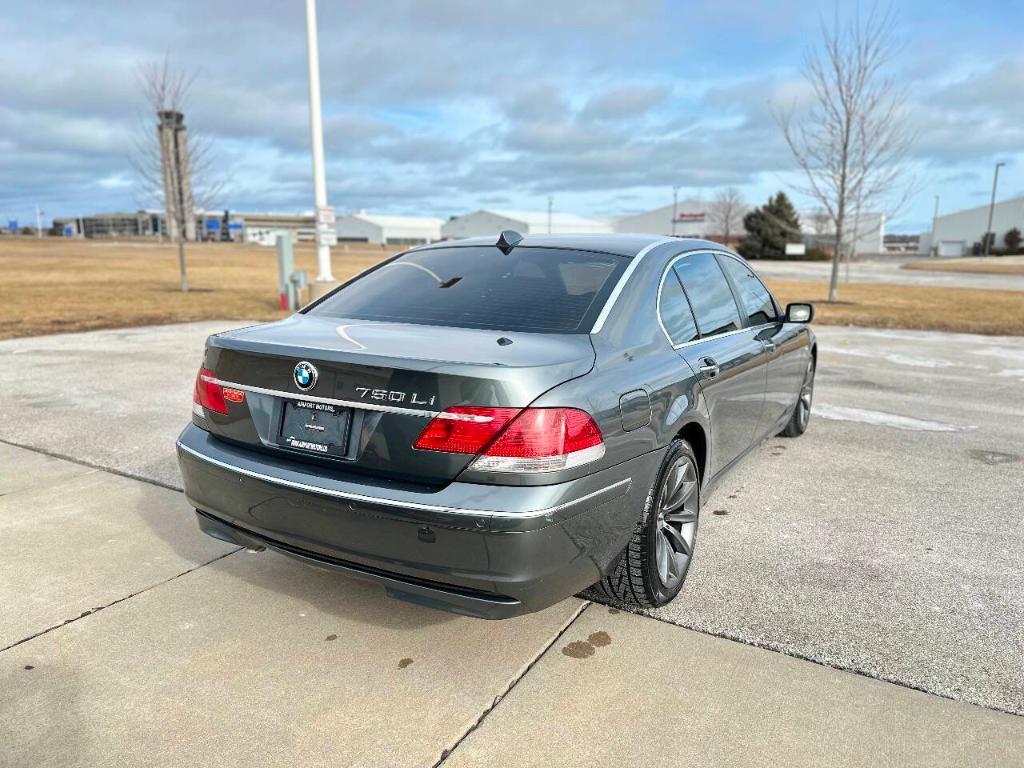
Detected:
left=177, top=441, right=630, bottom=520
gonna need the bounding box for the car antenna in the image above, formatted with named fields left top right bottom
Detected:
left=496, top=230, right=523, bottom=254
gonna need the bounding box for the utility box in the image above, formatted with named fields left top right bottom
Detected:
left=276, top=233, right=295, bottom=310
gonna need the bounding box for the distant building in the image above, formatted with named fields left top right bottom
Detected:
left=235, top=212, right=316, bottom=244
left=55, top=210, right=318, bottom=244
left=611, top=201, right=728, bottom=238
left=54, top=211, right=163, bottom=239
left=800, top=209, right=885, bottom=257
left=923, top=197, right=1024, bottom=257
left=336, top=211, right=443, bottom=245
left=441, top=209, right=612, bottom=239
left=883, top=234, right=920, bottom=254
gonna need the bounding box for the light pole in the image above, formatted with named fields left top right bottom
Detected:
left=671, top=186, right=679, bottom=236
left=305, top=0, right=334, bottom=283
left=984, top=162, right=1005, bottom=257
left=931, top=195, right=939, bottom=257
left=547, top=196, right=552, bottom=234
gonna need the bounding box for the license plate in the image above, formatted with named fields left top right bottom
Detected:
left=279, top=400, right=351, bottom=458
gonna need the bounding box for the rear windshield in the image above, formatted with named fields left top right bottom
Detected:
left=308, top=246, right=627, bottom=334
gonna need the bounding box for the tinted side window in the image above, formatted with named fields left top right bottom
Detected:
left=673, top=253, right=742, bottom=336
left=658, top=272, right=699, bottom=346
left=718, top=255, right=778, bottom=326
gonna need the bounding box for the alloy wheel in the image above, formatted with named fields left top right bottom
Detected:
left=653, top=455, right=699, bottom=590
left=797, top=358, right=816, bottom=430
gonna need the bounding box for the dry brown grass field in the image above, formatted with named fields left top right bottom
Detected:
left=902, top=256, right=1024, bottom=275
left=766, top=279, right=1024, bottom=336
left=1, top=238, right=1023, bottom=339
left=0, top=238, right=395, bottom=339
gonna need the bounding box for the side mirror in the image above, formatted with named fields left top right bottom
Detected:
left=785, top=303, right=814, bottom=323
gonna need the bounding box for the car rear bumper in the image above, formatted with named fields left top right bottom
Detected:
left=176, top=424, right=661, bottom=618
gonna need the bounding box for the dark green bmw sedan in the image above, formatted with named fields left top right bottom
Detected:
left=176, top=231, right=815, bottom=618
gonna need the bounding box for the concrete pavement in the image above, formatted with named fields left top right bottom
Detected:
left=2, top=320, right=1024, bottom=765
left=0, top=445, right=585, bottom=768
left=444, top=606, right=1024, bottom=768
left=2, top=321, right=1022, bottom=713
left=751, top=258, right=1024, bottom=291
left=0, top=443, right=232, bottom=650
left=3, top=445, right=1022, bottom=767
left=619, top=325, right=1024, bottom=715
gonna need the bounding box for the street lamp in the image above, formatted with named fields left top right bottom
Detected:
left=984, top=162, right=1006, bottom=257
left=305, top=0, right=335, bottom=284
left=931, top=195, right=939, bottom=257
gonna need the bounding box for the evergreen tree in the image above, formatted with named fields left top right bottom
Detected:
left=1003, top=227, right=1021, bottom=253
left=738, top=192, right=802, bottom=260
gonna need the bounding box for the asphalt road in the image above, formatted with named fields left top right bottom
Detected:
left=1, top=320, right=1023, bottom=723
left=751, top=258, right=1024, bottom=291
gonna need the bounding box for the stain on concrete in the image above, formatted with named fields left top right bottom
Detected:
left=588, top=631, right=611, bottom=647
left=24, top=665, right=34, bottom=671
left=713, top=509, right=729, bottom=516
left=562, top=640, right=596, bottom=659
left=968, top=449, right=1021, bottom=466
left=608, top=607, right=620, bottom=615
left=398, top=657, right=414, bottom=669
left=325, top=634, right=338, bottom=641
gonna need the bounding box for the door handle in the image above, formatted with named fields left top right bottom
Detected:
left=697, top=357, right=720, bottom=378
left=762, top=340, right=777, bottom=352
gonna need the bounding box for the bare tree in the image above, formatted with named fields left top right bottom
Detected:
left=133, top=58, right=224, bottom=292
left=774, top=4, right=916, bottom=301
left=708, top=187, right=746, bottom=245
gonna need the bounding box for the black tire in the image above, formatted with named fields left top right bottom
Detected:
left=589, top=439, right=700, bottom=608
left=780, top=353, right=816, bottom=438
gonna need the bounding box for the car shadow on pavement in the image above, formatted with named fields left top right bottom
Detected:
left=200, top=547, right=458, bottom=632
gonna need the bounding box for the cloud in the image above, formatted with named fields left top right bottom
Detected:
left=0, top=0, right=1020, bottom=232
left=579, top=85, right=670, bottom=121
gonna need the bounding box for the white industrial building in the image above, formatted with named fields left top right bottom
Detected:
left=441, top=209, right=612, bottom=239
left=801, top=210, right=886, bottom=257
left=336, top=211, right=443, bottom=245
left=612, top=201, right=724, bottom=237
left=921, top=197, right=1024, bottom=257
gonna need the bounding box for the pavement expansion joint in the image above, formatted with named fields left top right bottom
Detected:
left=593, top=601, right=1024, bottom=720
left=0, top=437, right=185, bottom=494
left=0, top=549, right=240, bottom=654
left=432, top=600, right=593, bottom=767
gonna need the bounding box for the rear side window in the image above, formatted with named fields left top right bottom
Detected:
left=308, top=246, right=627, bottom=334
left=658, top=272, right=699, bottom=346
left=673, top=253, right=742, bottom=336
left=717, top=255, right=778, bottom=326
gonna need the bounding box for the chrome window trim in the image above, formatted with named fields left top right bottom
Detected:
left=656, top=249, right=777, bottom=350
left=714, top=250, right=783, bottom=325
left=177, top=441, right=629, bottom=519
left=590, top=237, right=674, bottom=334
left=200, top=375, right=441, bottom=419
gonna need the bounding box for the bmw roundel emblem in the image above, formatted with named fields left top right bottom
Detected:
left=293, top=361, right=318, bottom=391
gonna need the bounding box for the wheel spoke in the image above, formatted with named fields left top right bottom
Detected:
left=655, top=530, right=670, bottom=583
left=662, top=460, right=697, bottom=512
left=664, top=510, right=698, bottom=525
left=661, top=521, right=692, bottom=557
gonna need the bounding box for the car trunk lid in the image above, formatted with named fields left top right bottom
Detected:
left=197, top=314, right=595, bottom=485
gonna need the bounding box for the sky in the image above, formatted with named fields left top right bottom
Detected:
left=1, top=0, right=1022, bottom=234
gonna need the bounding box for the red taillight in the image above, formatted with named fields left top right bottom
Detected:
left=414, top=406, right=604, bottom=473
left=413, top=406, right=521, bottom=454
left=193, top=368, right=240, bottom=415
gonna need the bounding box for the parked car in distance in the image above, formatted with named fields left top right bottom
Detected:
left=177, top=231, right=816, bottom=618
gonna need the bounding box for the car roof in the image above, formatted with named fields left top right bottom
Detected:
left=410, top=233, right=729, bottom=259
